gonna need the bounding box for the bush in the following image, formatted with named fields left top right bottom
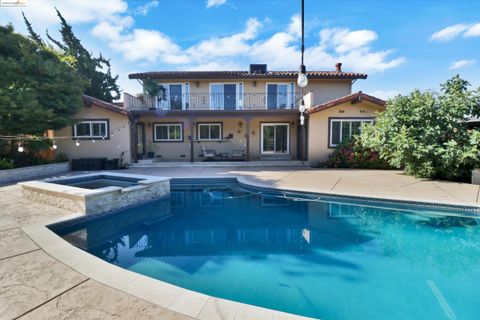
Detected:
left=360, top=75, right=480, bottom=181
left=315, top=139, right=392, bottom=169
left=0, top=158, right=14, bottom=170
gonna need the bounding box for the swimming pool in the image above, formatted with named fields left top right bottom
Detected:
left=51, top=178, right=480, bottom=319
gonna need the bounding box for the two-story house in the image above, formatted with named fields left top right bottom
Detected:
left=55, top=63, right=385, bottom=165
left=125, top=63, right=384, bottom=163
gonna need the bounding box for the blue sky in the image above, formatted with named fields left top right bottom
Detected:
left=1, top=0, right=479, bottom=100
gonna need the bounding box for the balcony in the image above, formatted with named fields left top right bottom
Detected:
left=124, top=92, right=304, bottom=111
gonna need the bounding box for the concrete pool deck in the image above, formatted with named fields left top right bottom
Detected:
left=1, top=167, right=479, bottom=319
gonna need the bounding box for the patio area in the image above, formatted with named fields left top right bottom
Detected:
left=1, top=167, right=479, bottom=320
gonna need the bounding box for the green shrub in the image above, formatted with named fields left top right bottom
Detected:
left=360, top=75, right=480, bottom=181
left=0, top=158, right=14, bottom=170
left=316, top=139, right=392, bottom=169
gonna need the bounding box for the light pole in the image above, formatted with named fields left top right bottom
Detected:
left=298, top=0, right=307, bottom=126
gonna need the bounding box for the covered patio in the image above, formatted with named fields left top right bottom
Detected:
left=129, top=109, right=308, bottom=163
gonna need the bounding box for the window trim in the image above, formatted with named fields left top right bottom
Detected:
left=153, top=122, right=184, bottom=142
left=197, top=122, right=223, bottom=141
left=328, top=117, right=374, bottom=148
left=72, top=119, right=110, bottom=140
left=265, top=82, right=295, bottom=109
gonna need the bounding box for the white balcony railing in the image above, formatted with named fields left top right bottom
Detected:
left=124, top=92, right=305, bottom=111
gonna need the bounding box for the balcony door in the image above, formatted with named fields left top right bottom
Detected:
left=261, top=123, right=289, bottom=154
left=210, top=83, right=243, bottom=110
left=157, top=83, right=189, bottom=110
left=266, top=83, right=295, bottom=109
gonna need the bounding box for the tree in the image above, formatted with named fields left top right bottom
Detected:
left=0, top=24, right=85, bottom=136
left=359, top=75, right=480, bottom=181
left=46, top=9, right=121, bottom=102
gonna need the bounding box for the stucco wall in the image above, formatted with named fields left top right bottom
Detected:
left=307, top=101, right=384, bottom=163
left=154, top=78, right=352, bottom=108
left=138, top=114, right=299, bottom=161
left=55, top=106, right=131, bottom=164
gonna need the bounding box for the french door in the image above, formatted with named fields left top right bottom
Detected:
left=261, top=123, right=289, bottom=154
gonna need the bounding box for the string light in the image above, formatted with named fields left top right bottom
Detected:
left=18, top=143, right=24, bottom=153
left=75, top=140, right=80, bottom=147
left=52, top=141, right=58, bottom=150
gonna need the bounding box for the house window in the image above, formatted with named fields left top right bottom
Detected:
left=153, top=123, right=183, bottom=142
left=73, top=120, right=108, bottom=139
left=157, top=84, right=188, bottom=110
left=209, top=83, right=243, bottom=110
left=198, top=123, right=222, bottom=140
left=266, top=83, right=295, bottom=109
left=329, top=118, right=373, bottom=147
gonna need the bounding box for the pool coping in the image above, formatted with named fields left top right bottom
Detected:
left=20, top=175, right=480, bottom=320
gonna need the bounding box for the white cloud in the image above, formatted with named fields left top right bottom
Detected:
left=464, top=23, right=480, bottom=37
left=0, top=0, right=128, bottom=33
left=320, top=28, right=377, bottom=53
left=206, top=0, right=227, bottom=8
left=430, top=23, right=470, bottom=42
left=449, top=59, right=476, bottom=70
left=186, top=18, right=262, bottom=61
left=110, top=29, right=190, bottom=64
left=133, top=1, right=159, bottom=16
left=369, top=90, right=400, bottom=100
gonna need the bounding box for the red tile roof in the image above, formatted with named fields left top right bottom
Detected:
left=82, top=95, right=128, bottom=116
left=308, top=91, right=385, bottom=114
left=128, top=70, right=367, bottom=80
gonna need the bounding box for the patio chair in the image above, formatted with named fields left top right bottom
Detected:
left=201, top=145, right=217, bottom=161
left=231, top=145, right=246, bottom=161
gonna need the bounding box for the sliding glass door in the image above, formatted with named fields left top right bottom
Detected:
left=261, top=123, right=289, bottom=154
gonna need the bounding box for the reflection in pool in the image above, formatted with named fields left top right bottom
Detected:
left=52, top=180, right=480, bottom=319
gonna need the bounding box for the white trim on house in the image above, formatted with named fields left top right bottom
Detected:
left=329, top=118, right=374, bottom=147
left=153, top=123, right=183, bottom=142
left=260, top=122, right=290, bottom=155
left=73, top=120, right=108, bottom=139
left=265, top=82, right=295, bottom=109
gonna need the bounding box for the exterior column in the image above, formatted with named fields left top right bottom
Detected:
left=300, top=114, right=308, bottom=161
left=187, top=119, right=196, bottom=162
left=129, top=115, right=138, bottom=163
left=245, top=117, right=251, bottom=161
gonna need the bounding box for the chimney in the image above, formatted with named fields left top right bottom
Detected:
left=335, top=63, right=342, bottom=72
left=249, top=64, right=267, bottom=74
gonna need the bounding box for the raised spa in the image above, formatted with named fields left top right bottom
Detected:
left=19, top=172, right=170, bottom=214
left=50, top=178, right=480, bottom=320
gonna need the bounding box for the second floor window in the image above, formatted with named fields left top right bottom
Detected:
left=198, top=123, right=222, bottom=140
left=73, top=120, right=108, bottom=139
left=154, top=123, right=183, bottom=141
left=210, top=83, right=243, bottom=110
left=157, top=83, right=189, bottom=110
left=267, top=83, right=295, bottom=109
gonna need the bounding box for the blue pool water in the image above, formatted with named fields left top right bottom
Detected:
left=52, top=180, right=480, bottom=319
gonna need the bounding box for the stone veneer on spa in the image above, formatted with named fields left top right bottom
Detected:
left=19, top=172, right=170, bottom=215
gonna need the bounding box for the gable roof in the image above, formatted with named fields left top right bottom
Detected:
left=82, top=95, right=128, bottom=116
left=128, top=70, right=367, bottom=80
left=308, top=91, right=386, bottom=114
